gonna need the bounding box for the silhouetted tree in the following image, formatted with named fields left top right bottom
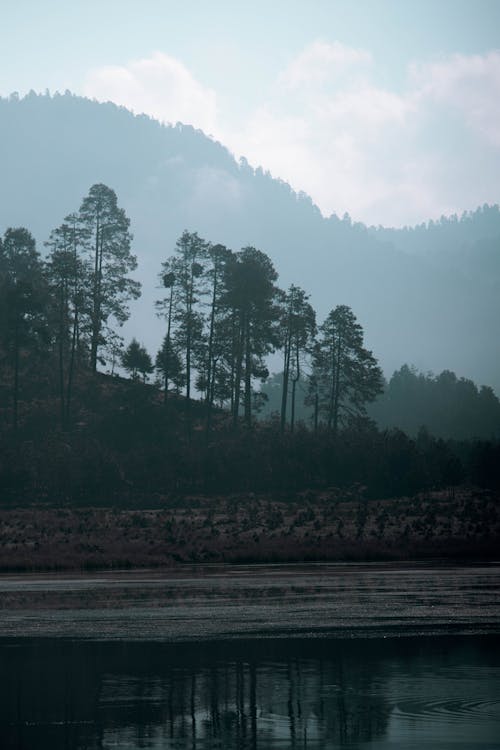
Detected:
left=122, top=338, right=153, bottom=381
left=310, top=305, right=383, bottom=434
left=45, top=215, right=88, bottom=426
left=78, top=184, right=140, bottom=372
left=199, top=243, right=233, bottom=435
left=279, top=284, right=316, bottom=432
left=162, top=231, right=207, bottom=432
left=156, top=334, right=184, bottom=394
left=224, top=247, right=280, bottom=428
left=0, top=228, right=47, bottom=429
left=155, top=268, right=177, bottom=404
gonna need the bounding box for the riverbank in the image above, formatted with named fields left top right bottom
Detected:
left=0, top=486, right=498, bottom=571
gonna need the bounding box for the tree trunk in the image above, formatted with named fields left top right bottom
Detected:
left=290, top=377, right=297, bottom=432
left=332, top=339, right=342, bottom=436
left=280, top=330, right=291, bottom=433
left=66, top=306, right=78, bottom=426
left=90, top=216, right=101, bottom=372
left=232, top=312, right=244, bottom=429
left=13, top=315, right=19, bottom=432
left=58, top=283, right=66, bottom=429
left=205, top=268, right=218, bottom=438
left=244, top=315, right=252, bottom=428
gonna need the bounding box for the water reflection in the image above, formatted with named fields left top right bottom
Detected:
left=1, top=636, right=499, bottom=749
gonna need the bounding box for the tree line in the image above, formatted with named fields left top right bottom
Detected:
left=1, top=184, right=139, bottom=430
left=0, top=183, right=383, bottom=437
left=260, top=365, right=500, bottom=441
left=1, top=183, right=499, bottom=504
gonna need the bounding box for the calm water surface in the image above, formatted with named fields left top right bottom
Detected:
left=1, top=563, right=499, bottom=748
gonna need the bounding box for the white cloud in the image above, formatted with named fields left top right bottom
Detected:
left=82, top=43, right=500, bottom=226
left=278, top=40, right=372, bottom=89
left=410, top=51, right=500, bottom=146
left=223, top=42, right=500, bottom=225
left=84, top=51, right=217, bottom=134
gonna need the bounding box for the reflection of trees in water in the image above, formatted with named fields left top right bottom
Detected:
left=1, top=639, right=391, bottom=748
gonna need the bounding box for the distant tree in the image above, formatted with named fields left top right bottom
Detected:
left=104, top=330, right=125, bottom=376
left=78, top=184, right=141, bottom=372
left=155, top=334, right=185, bottom=395
left=310, top=305, right=383, bottom=434
left=370, top=364, right=500, bottom=439
left=0, top=228, right=47, bottom=429
left=122, top=338, right=153, bottom=382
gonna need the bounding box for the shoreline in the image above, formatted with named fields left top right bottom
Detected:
left=1, top=487, right=498, bottom=573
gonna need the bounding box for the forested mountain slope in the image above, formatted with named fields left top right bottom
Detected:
left=1, top=92, right=499, bottom=391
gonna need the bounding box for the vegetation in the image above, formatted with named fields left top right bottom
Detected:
left=370, top=365, right=500, bottom=439
left=1, top=488, right=497, bottom=571
left=2, top=92, right=500, bottom=396
left=1, top=184, right=499, bottom=573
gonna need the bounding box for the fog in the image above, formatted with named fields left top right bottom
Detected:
left=1, top=92, right=499, bottom=393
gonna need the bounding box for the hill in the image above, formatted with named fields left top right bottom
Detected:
left=1, top=91, right=499, bottom=391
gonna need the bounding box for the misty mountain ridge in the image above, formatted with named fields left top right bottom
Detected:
left=1, top=91, right=499, bottom=392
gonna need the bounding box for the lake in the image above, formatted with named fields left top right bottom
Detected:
left=1, top=563, right=499, bottom=748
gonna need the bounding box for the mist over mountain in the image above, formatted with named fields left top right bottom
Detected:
left=1, top=91, right=499, bottom=392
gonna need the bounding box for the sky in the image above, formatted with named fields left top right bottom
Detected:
left=1, top=0, right=500, bottom=226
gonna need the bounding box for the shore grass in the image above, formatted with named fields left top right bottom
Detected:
left=0, top=486, right=498, bottom=572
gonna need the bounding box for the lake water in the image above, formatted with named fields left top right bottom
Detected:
left=1, top=563, right=499, bottom=748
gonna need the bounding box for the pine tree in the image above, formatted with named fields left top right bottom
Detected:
left=279, top=284, right=316, bottom=432
left=78, top=184, right=140, bottom=372
left=122, top=338, right=153, bottom=381
left=158, top=231, right=207, bottom=433
left=224, top=247, right=280, bottom=428
left=45, top=214, right=88, bottom=426
left=0, top=228, right=47, bottom=429
left=311, top=305, right=383, bottom=434
left=156, top=334, right=185, bottom=395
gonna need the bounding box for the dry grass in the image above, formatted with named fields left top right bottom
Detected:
left=0, top=487, right=498, bottom=571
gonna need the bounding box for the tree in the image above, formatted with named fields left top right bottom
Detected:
left=311, top=305, right=383, bottom=434
left=199, top=242, right=233, bottom=435
left=122, top=338, right=153, bottom=382
left=155, top=267, right=177, bottom=404
left=0, top=228, right=47, bottom=429
left=78, top=184, right=140, bottom=372
left=158, top=231, right=207, bottom=433
left=279, top=284, right=316, bottom=432
left=45, top=214, right=88, bottom=426
left=223, top=247, right=280, bottom=428
left=156, top=334, right=185, bottom=395
left=369, top=365, right=500, bottom=439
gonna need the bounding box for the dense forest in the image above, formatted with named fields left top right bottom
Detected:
left=1, top=92, right=499, bottom=394
left=1, top=183, right=499, bottom=508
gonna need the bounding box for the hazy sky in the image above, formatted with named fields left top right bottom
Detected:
left=2, top=0, right=500, bottom=226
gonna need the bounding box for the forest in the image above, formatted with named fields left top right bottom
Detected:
left=1, top=182, right=500, bottom=509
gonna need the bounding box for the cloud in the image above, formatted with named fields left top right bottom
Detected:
left=84, top=51, right=217, bottom=134
left=278, top=40, right=372, bottom=90
left=83, top=43, right=500, bottom=226
left=410, top=51, right=500, bottom=146
left=223, top=42, right=500, bottom=226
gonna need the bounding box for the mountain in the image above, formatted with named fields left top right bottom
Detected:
left=1, top=91, right=499, bottom=391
